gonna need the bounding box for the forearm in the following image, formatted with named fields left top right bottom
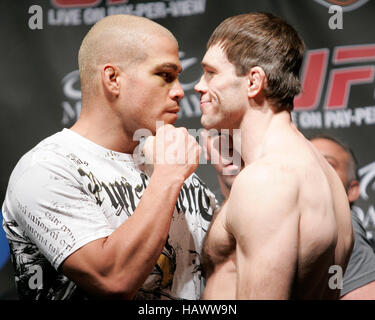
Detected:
left=103, top=170, right=183, bottom=293
left=63, top=169, right=185, bottom=298
left=340, top=281, right=375, bottom=300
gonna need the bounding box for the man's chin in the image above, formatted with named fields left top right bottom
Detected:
left=201, top=117, right=219, bottom=131
left=201, top=123, right=231, bottom=133
left=163, top=113, right=179, bottom=126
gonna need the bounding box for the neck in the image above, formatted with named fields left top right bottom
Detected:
left=70, top=100, right=138, bottom=154
left=235, top=104, right=293, bottom=166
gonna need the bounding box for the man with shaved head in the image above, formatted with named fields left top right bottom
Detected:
left=2, top=15, right=215, bottom=300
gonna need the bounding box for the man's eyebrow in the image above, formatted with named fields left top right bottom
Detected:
left=323, top=155, right=338, bottom=164
left=156, top=63, right=182, bottom=73
left=201, top=61, right=216, bottom=70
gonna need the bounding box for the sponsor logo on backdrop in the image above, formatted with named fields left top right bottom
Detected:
left=313, top=0, right=369, bottom=12
left=352, top=161, right=375, bottom=241
left=61, top=51, right=201, bottom=125
left=48, top=0, right=206, bottom=26
left=291, top=43, right=375, bottom=130
left=61, top=70, right=81, bottom=125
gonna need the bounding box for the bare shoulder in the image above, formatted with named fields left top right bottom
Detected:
left=226, top=160, right=300, bottom=232
left=230, top=159, right=299, bottom=202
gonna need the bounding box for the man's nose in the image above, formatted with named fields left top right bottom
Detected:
left=194, top=75, right=206, bottom=94
left=171, top=80, right=185, bottom=101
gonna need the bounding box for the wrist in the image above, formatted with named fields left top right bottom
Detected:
left=151, top=167, right=186, bottom=189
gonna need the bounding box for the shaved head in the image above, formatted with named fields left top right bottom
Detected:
left=78, top=14, right=176, bottom=97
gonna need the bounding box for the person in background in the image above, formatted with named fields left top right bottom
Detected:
left=310, top=135, right=375, bottom=300
left=200, top=130, right=241, bottom=205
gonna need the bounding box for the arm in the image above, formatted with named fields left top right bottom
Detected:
left=340, top=213, right=375, bottom=300
left=226, top=164, right=299, bottom=299
left=62, top=125, right=200, bottom=299
left=341, top=281, right=375, bottom=300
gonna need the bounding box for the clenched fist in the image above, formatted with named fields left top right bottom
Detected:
left=139, top=124, right=201, bottom=181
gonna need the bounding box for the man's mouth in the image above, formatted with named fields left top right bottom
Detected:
left=167, top=107, right=180, bottom=113
left=200, top=100, right=211, bottom=110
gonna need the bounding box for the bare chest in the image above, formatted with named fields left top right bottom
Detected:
left=201, top=203, right=236, bottom=277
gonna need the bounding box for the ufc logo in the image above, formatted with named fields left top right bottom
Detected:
left=294, top=44, right=375, bottom=111
left=51, top=0, right=128, bottom=8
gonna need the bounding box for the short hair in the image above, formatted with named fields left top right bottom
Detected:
left=78, top=15, right=173, bottom=97
left=309, top=134, right=359, bottom=183
left=207, top=12, right=305, bottom=112
left=78, top=18, right=147, bottom=96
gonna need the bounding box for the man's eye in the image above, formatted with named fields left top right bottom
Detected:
left=328, top=161, right=337, bottom=169
left=158, top=72, right=175, bottom=83
left=205, top=70, right=215, bottom=77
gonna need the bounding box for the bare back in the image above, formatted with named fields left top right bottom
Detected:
left=202, top=130, right=353, bottom=300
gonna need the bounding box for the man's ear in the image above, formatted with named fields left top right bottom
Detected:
left=347, top=180, right=360, bottom=204
left=102, top=64, right=120, bottom=97
left=247, top=66, right=266, bottom=99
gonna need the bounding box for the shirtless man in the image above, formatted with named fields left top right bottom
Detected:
left=194, top=12, right=353, bottom=299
